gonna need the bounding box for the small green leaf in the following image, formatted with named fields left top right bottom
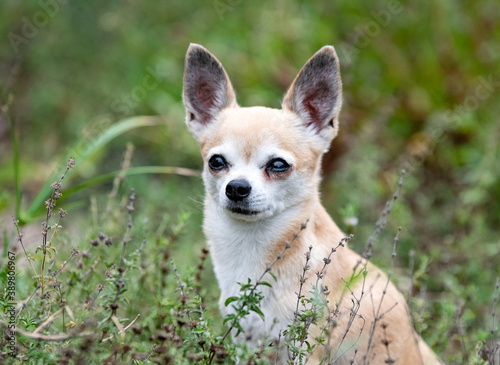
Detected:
left=250, top=305, right=265, bottom=319
left=269, top=271, right=277, bottom=281
left=224, top=296, right=239, bottom=307
left=223, top=314, right=236, bottom=324
left=259, top=281, right=272, bottom=287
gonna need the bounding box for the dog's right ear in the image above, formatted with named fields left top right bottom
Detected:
left=183, top=43, right=237, bottom=140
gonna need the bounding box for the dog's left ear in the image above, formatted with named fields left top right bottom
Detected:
left=282, top=46, right=342, bottom=145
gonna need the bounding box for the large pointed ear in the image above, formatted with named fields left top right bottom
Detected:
left=282, top=46, right=342, bottom=144
left=183, top=43, right=237, bottom=140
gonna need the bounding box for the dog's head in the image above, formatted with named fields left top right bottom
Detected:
left=183, top=44, right=342, bottom=222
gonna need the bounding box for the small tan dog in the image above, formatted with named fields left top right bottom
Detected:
left=183, top=43, right=443, bottom=364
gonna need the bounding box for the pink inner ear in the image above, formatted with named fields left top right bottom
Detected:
left=196, top=82, right=217, bottom=110
left=303, top=97, right=321, bottom=128
left=301, top=82, right=332, bottom=131
left=193, top=82, right=219, bottom=125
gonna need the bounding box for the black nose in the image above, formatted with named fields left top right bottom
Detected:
left=225, top=179, right=252, bottom=201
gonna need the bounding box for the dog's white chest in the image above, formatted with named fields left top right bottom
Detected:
left=205, top=207, right=301, bottom=341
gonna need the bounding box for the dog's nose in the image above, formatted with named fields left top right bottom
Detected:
left=226, top=179, right=252, bottom=201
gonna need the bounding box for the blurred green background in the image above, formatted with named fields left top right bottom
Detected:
left=0, top=0, right=499, bottom=361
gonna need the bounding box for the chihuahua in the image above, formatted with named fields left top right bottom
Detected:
left=183, top=43, right=442, bottom=365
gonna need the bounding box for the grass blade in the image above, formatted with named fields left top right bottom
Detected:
left=60, top=165, right=200, bottom=201
left=24, top=116, right=163, bottom=222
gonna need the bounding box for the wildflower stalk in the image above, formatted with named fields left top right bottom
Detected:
left=13, top=217, right=39, bottom=283
left=41, top=158, right=75, bottom=296
left=110, top=188, right=135, bottom=315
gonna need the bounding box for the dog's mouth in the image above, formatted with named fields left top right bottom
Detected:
left=228, top=206, right=261, bottom=216
left=223, top=197, right=273, bottom=220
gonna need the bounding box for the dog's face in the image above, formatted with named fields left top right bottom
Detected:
left=183, top=44, right=342, bottom=222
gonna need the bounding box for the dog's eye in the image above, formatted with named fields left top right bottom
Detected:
left=208, top=155, right=228, bottom=170
left=266, top=158, right=290, bottom=173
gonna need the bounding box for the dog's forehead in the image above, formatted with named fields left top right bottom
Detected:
left=200, top=107, right=299, bottom=160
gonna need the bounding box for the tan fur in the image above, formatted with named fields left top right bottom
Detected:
left=250, top=188, right=442, bottom=364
